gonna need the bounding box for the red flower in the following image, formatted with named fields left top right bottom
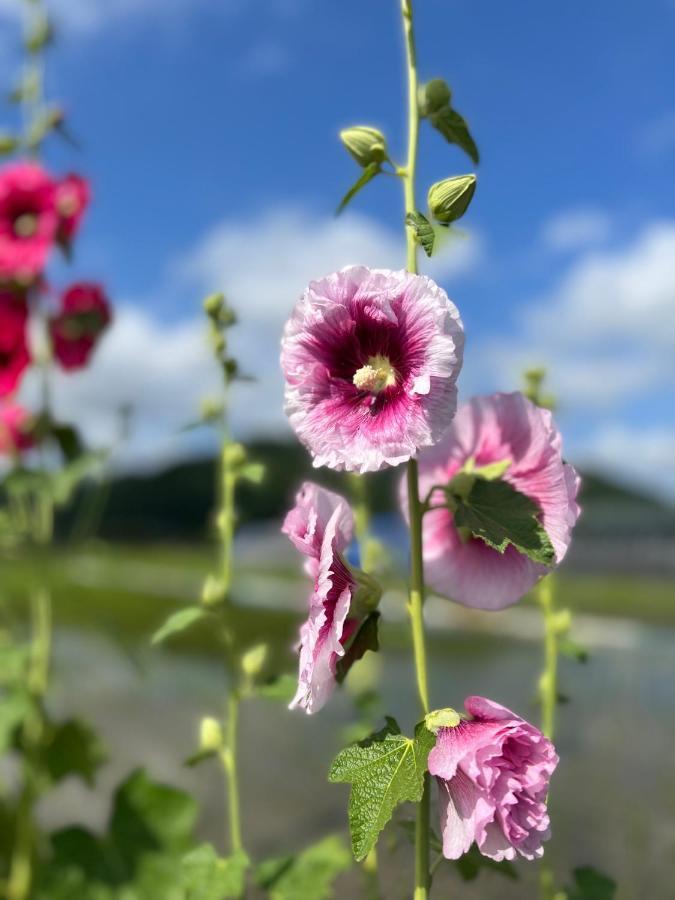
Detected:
left=0, top=162, right=58, bottom=284
left=50, top=282, right=111, bottom=371
left=55, top=173, right=90, bottom=244
left=0, top=291, right=30, bottom=397
left=0, top=403, right=35, bottom=455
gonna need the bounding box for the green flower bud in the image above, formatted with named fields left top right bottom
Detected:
left=419, top=79, right=452, bottom=116
left=427, top=174, right=476, bottom=224
left=223, top=442, right=246, bottom=468
left=199, top=397, right=224, bottom=421
left=340, top=126, right=388, bottom=167
left=203, top=292, right=224, bottom=318
left=201, top=574, right=226, bottom=607
left=199, top=716, right=224, bottom=752
left=241, top=643, right=268, bottom=678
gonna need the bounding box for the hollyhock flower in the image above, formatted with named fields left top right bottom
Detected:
left=428, top=696, right=558, bottom=862
left=0, top=291, right=30, bottom=397
left=283, top=482, right=377, bottom=714
left=50, top=282, right=112, bottom=371
left=0, top=162, right=58, bottom=283
left=55, top=173, right=90, bottom=243
left=281, top=266, right=464, bottom=473
left=410, top=392, right=580, bottom=610
left=0, top=403, right=34, bottom=455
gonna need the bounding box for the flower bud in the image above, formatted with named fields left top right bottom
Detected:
left=199, top=716, right=223, bottom=753
left=241, top=643, right=268, bottom=678
left=419, top=79, right=452, bottom=116
left=201, top=574, right=226, bottom=607
left=223, top=442, right=246, bottom=468
left=203, top=292, right=224, bottom=318
left=340, top=126, right=388, bottom=167
left=427, top=174, right=476, bottom=224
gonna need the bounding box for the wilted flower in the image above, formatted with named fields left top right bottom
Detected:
left=0, top=162, right=58, bottom=284
left=50, top=282, right=111, bottom=371
left=283, top=482, right=378, bottom=714
left=281, top=266, right=464, bottom=473
left=0, top=403, right=34, bottom=455
left=410, top=392, right=580, bottom=610
left=55, top=173, right=90, bottom=244
left=428, top=696, right=558, bottom=862
left=0, top=291, right=30, bottom=397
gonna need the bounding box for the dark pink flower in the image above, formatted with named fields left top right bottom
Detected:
left=281, top=266, right=464, bottom=472
left=0, top=162, right=58, bottom=284
left=283, top=482, right=364, bottom=714
left=0, top=403, right=35, bottom=455
left=55, top=173, right=90, bottom=243
left=0, top=291, right=30, bottom=397
left=409, top=392, right=580, bottom=610
left=50, top=282, right=111, bottom=371
left=428, top=696, right=558, bottom=862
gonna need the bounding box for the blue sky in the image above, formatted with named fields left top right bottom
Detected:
left=3, top=0, right=674, bottom=496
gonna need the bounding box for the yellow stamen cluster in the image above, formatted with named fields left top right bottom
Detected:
left=352, top=354, right=397, bottom=394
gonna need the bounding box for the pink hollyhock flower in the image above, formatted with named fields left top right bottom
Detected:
left=0, top=162, right=58, bottom=283
left=0, top=403, right=35, bottom=455
left=55, top=173, right=90, bottom=243
left=281, top=266, right=464, bottom=473
left=410, top=392, right=580, bottom=610
left=0, top=291, right=30, bottom=397
left=283, top=482, right=374, bottom=714
left=50, top=282, right=112, bottom=371
left=428, top=696, right=558, bottom=862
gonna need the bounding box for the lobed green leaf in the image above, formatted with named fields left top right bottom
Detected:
left=405, top=211, right=436, bottom=257
left=329, top=719, right=435, bottom=860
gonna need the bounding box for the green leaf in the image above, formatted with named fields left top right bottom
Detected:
left=256, top=835, right=351, bottom=900
left=0, top=691, right=31, bottom=753
left=452, top=477, right=555, bottom=566
left=429, top=106, right=480, bottom=164
left=151, top=607, right=207, bottom=645
left=335, top=612, right=380, bottom=684
left=238, top=462, right=265, bottom=484
left=454, top=844, right=518, bottom=882
left=405, top=211, right=435, bottom=257
left=328, top=719, right=435, bottom=860
left=109, top=770, right=198, bottom=877
left=565, top=866, right=617, bottom=899
left=43, top=718, right=106, bottom=787
left=180, top=844, right=249, bottom=899
left=559, top=637, right=589, bottom=663
left=336, top=162, right=380, bottom=214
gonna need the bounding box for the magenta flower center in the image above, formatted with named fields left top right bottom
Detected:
left=352, top=354, right=397, bottom=394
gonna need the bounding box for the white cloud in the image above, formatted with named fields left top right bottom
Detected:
left=22, top=208, right=479, bottom=470
left=541, top=208, right=611, bottom=251
left=474, top=221, right=675, bottom=409
left=575, top=424, right=675, bottom=499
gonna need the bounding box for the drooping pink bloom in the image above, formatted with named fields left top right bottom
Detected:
left=50, top=282, right=112, bottom=371
left=0, top=162, right=58, bottom=284
left=0, top=403, right=35, bottom=455
left=55, top=173, right=90, bottom=243
left=410, top=392, right=580, bottom=610
left=428, top=696, right=558, bottom=862
left=281, top=266, right=464, bottom=473
left=0, top=291, right=30, bottom=397
left=283, top=482, right=363, bottom=714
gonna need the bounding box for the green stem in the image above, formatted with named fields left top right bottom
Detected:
left=538, top=575, right=557, bottom=741
left=7, top=585, right=52, bottom=900
left=400, top=2, right=431, bottom=896
left=402, top=0, right=431, bottom=892
left=221, top=691, right=243, bottom=854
